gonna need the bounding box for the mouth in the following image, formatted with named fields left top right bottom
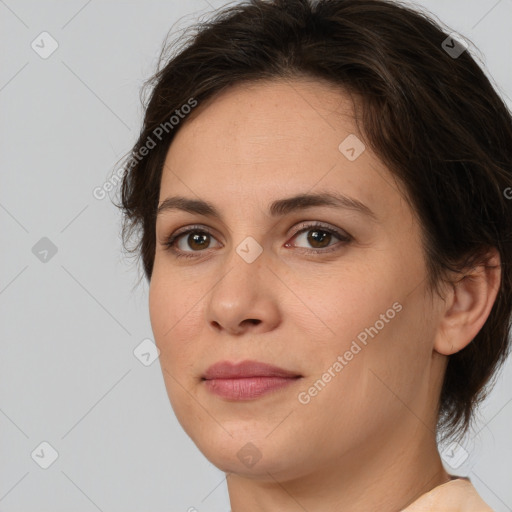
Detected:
left=201, top=360, right=303, bottom=401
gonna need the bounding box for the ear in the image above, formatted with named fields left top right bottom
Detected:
left=434, top=248, right=501, bottom=356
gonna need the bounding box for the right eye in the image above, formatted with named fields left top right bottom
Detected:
left=163, top=226, right=222, bottom=259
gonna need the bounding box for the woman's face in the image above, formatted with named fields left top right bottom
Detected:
left=149, top=78, right=447, bottom=481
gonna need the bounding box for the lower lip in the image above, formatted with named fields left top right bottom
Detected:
left=203, top=376, right=301, bottom=400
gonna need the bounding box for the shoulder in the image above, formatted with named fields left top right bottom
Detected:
left=401, top=477, right=494, bottom=512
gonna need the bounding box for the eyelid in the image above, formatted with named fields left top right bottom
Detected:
left=289, top=221, right=351, bottom=241
left=164, top=224, right=220, bottom=247
left=169, top=223, right=216, bottom=239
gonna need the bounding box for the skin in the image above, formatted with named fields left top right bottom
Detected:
left=148, top=78, right=501, bottom=511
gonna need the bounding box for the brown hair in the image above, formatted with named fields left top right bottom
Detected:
left=115, top=0, right=512, bottom=441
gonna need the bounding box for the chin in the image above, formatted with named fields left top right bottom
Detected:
left=187, top=427, right=312, bottom=481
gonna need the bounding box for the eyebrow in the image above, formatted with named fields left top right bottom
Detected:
left=156, top=191, right=378, bottom=222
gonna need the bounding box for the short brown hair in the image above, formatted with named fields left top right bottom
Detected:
left=116, top=0, right=512, bottom=440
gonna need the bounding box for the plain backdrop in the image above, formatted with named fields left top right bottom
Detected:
left=1, top=1, right=511, bottom=511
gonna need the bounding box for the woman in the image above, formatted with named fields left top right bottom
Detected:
left=117, top=0, right=512, bottom=509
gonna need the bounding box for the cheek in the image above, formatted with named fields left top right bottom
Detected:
left=286, top=264, right=402, bottom=355
left=148, top=274, right=173, bottom=343
left=149, top=275, right=203, bottom=421
left=344, top=286, right=435, bottom=414
left=292, top=261, right=433, bottom=406
left=294, top=300, right=432, bottom=446
left=148, top=272, right=202, bottom=370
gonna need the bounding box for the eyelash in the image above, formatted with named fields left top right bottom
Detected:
left=163, top=222, right=352, bottom=260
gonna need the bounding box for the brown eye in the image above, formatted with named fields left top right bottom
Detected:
left=164, top=226, right=221, bottom=258
left=305, top=228, right=333, bottom=249
left=184, top=232, right=211, bottom=251
left=288, top=223, right=351, bottom=253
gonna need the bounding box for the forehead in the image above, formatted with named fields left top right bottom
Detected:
left=167, top=78, right=357, bottom=163
left=159, top=78, right=401, bottom=222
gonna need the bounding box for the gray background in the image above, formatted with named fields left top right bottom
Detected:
left=1, top=1, right=511, bottom=511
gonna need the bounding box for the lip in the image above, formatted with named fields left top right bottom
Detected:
left=202, top=360, right=301, bottom=380
left=201, top=360, right=302, bottom=400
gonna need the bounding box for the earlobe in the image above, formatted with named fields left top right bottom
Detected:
left=433, top=248, right=501, bottom=356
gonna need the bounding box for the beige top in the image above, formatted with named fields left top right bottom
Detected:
left=402, top=477, right=494, bottom=511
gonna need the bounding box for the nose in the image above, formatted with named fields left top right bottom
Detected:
left=205, top=250, right=282, bottom=336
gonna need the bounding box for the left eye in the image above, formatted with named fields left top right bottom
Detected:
left=286, top=223, right=352, bottom=252
left=163, top=222, right=351, bottom=258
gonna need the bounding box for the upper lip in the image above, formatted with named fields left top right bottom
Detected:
left=202, top=360, right=302, bottom=380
